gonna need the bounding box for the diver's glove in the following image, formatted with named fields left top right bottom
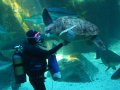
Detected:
left=62, top=40, right=70, bottom=46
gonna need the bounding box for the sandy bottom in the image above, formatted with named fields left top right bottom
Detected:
left=6, top=40, right=120, bottom=90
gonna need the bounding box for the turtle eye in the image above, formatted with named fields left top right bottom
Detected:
left=45, top=26, right=51, bottom=33
left=45, top=29, right=51, bottom=34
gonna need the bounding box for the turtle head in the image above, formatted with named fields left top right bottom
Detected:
left=45, top=23, right=56, bottom=34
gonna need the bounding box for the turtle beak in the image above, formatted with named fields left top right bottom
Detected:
left=45, top=27, right=51, bottom=34
left=45, top=30, right=51, bottom=34
left=45, top=24, right=54, bottom=34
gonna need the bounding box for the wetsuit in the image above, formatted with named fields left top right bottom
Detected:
left=21, top=42, right=63, bottom=90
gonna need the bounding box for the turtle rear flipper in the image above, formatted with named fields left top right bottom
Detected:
left=95, top=48, right=101, bottom=59
left=105, top=66, right=111, bottom=71
left=92, top=36, right=106, bottom=51
left=112, top=66, right=116, bottom=70
left=105, top=66, right=116, bottom=71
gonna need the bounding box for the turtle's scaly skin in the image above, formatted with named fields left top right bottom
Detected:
left=53, top=16, right=99, bottom=37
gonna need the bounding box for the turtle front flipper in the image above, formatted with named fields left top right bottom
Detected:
left=42, top=8, right=53, bottom=26
left=92, top=36, right=106, bottom=51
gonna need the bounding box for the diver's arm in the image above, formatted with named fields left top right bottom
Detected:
left=48, top=43, right=63, bottom=56
left=27, top=43, right=63, bottom=58
left=29, top=41, right=68, bottom=58
left=47, top=40, right=69, bottom=56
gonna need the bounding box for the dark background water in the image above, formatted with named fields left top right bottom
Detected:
left=0, top=0, right=120, bottom=89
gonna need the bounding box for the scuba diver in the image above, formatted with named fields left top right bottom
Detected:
left=15, top=30, right=67, bottom=90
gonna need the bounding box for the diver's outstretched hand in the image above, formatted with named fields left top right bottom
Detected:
left=62, top=40, right=70, bottom=46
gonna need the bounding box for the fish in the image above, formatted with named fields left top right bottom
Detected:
left=96, top=49, right=120, bottom=71
left=111, top=68, right=120, bottom=80
left=42, top=8, right=106, bottom=51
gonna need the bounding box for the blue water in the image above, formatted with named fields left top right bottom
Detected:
left=0, top=0, right=120, bottom=90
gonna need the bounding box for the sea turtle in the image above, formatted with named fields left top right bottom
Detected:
left=42, top=8, right=106, bottom=51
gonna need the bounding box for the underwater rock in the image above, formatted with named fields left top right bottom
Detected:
left=48, top=53, right=99, bottom=83
left=58, top=60, right=91, bottom=82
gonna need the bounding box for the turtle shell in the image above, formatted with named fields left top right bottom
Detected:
left=55, top=16, right=99, bottom=36
left=54, top=16, right=99, bottom=41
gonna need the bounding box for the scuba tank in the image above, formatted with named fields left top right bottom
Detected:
left=12, top=45, right=26, bottom=83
